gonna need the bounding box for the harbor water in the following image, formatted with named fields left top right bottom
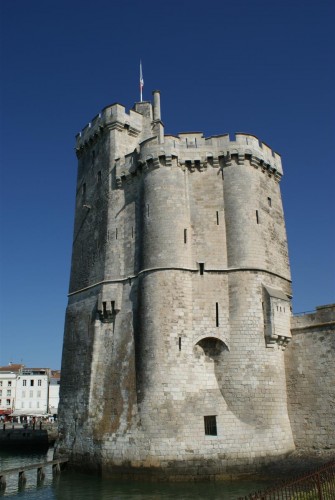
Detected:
left=0, top=448, right=272, bottom=499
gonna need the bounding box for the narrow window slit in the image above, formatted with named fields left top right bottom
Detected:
left=216, top=211, right=219, bottom=225
left=147, top=204, right=150, bottom=217
left=267, top=197, right=272, bottom=207
left=216, top=302, right=219, bottom=327
left=115, top=228, right=118, bottom=239
left=184, top=229, right=187, bottom=244
left=256, top=210, right=259, bottom=224
left=179, top=337, right=181, bottom=351
left=199, top=263, right=204, bottom=275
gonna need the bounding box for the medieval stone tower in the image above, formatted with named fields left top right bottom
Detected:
left=57, top=91, right=296, bottom=478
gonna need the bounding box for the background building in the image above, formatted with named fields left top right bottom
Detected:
left=0, top=364, right=23, bottom=418
left=49, top=370, right=61, bottom=417
left=0, top=365, right=60, bottom=419
left=15, top=368, right=49, bottom=416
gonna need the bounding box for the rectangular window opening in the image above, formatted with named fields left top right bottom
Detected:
left=115, top=228, right=118, bottom=240
left=216, top=211, right=219, bottom=225
left=179, top=337, right=181, bottom=351
left=199, top=263, right=204, bottom=275
left=204, top=415, right=217, bottom=436
left=267, top=197, right=272, bottom=207
left=184, top=229, right=187, bottom=244
left=256, top=210, right=259, bottom=224
left=30, top=380, right=34, bottom=387
left=216, top=302, right=219, bottom=327
left=97, top=171, right=102, bottom=183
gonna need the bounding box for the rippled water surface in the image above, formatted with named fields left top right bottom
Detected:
left=0, top=449, right=272, bottom=499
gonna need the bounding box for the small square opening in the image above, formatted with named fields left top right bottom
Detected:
left=204, top=415, right=217, bottom=436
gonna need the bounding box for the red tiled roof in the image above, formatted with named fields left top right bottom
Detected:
left=0, top=364, right=24, bottom=373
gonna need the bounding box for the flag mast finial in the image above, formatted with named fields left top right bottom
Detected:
left=140, top=60, right=144, bottom=102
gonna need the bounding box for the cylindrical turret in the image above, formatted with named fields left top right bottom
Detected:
left=141, top=165, right=192, bottom=270
left=223, top=151, right=290, bottom=280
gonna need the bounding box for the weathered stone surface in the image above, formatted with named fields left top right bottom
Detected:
left=55, top=93, right=334, bottom=479
left=285, top=304, right=335, bottom=451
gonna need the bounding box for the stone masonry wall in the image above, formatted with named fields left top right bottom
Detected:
left=57, top=94, right=301, bottom=479
left=285, top=304, right=335, bottom=451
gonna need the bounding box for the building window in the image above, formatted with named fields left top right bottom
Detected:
left=199, top=263, right=204, bottom=275
left=38, top=380, right=42, bottom=387
left=22, top=391, right=25, bottom=398
left=29, top=402, right=32, bottom=408
left=216, top=211, right=219, bottom=225
left=0, top=381, right=2, bottom=386
left=37, top=402, right=40, bottom=408
left=97, top=171, right=101, bottom=183
left=6, top=399, right=10, bottom=406
left=29, top=390, right=33, bottom=398
left=7, top=390, right=11, bottom=396
left=21, top=402, right=24, bottom=408
left=184, top=229, right=187, bottom=244
left=179, top=337, right=182, bottom=351
left=8, top=381, right=12, bottom=387
left=0, top=390, right=2, bottom=396
left=267, top=197, right=272, bottom=207
left=37, top=390, right=41, bottom=398
left=30, top=380, right=34, bottom=387
left=204, top=415, right=217, bottom=436
left=23, top=380, right=27, bottom=386
left=216, top=302, right=219, bottom=327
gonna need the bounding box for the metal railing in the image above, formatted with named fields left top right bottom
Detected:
left=238, top=460, right=335, bottom=499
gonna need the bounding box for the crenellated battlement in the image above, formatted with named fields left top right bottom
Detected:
left=115, top=130, right=283, bottom=185
left=75, top=102, right=150, bottom=152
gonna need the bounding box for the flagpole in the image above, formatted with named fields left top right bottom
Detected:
left=140, top=60, right=144, bottom=102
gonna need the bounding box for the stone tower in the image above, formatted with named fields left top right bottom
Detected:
left=57, top=92, right=295, bottom=479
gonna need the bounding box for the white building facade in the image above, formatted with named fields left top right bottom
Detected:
left=0, top=371, right=17, bottom=416
left=0, top=364, right=23, bottom=417
left=15, top=369, right=49, bottom=416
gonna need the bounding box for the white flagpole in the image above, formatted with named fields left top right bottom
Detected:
left=140, top=60, right=144, bottom=102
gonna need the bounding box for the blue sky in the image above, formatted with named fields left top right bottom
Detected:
left=0, top=0, right=334, bottom=369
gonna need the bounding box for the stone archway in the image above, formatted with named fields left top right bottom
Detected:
left=193, top=337, right=229, bottom=397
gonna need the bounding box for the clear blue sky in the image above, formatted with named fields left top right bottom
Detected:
left=0, top=0, right=334, bottom=369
